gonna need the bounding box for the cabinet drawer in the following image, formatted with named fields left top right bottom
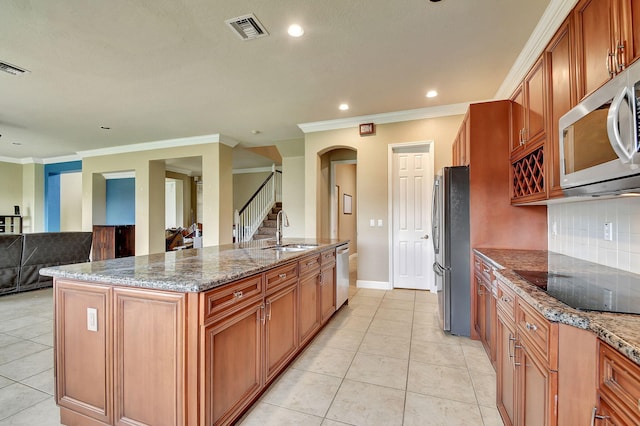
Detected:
left=299, top=254, right=321, bottom=277
left=599, top=341, right=640, bottom=421
left=497, top=278, right=517, bottom=321
left=265, top=262, right=298, bottom=293
left=321, top=249, right=336, bottom=268
left=480, top=260, right=494, bottom=283
left=203, top=274, right=263, bottom=323
left=517, top=299, right=557, bottom=369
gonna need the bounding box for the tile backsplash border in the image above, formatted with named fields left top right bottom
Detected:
left=548, top=196, right=640, bottom=274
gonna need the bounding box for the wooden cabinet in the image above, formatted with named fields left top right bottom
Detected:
left=265, top=264, right=299, bottom=384
left=511, top=56, right=547, bottom=157
left=204, top=299, right=264, bottom=426
left=452, top=111, right=470, bottom=166
left=594, top=341, right=640, bottom=425
left=55, top=280, right=194, bottom=426
left=320, top=249, right=336, bottom=324
left=545, top=16, right=577, bottom=199
left=298, top=253, right=322, bottom=346
left=0, top=215, right=22, bottom=234
left=92, top=225, right=135, bottom=261
left=574, top=0, right=640, bottom=100
left=495, top=277, right=559, bottom=426
left=473, top=254, right=497, bottom=366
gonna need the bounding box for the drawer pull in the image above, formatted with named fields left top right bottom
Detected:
left=233, top=290, right=244, bottom=299
left=483, top=267, right=490, bottom=274
left=278, top=273, right=287, bottom=279
left=590, top=407, right=609, bottom=426
left=525, top=322, right=538, bottom=332
left=501, top=296, right=511, bottom=303
left=306, top=261, right=316, bottom=267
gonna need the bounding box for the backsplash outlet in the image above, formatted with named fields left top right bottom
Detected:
left=548, top=196, right=640, bottom=274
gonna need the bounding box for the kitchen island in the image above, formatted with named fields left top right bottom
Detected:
left=41, top=239, right=347, bottom=426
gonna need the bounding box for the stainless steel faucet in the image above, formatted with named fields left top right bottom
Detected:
left=275, top=210, right=289, bottom=246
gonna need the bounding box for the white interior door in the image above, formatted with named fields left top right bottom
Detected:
left=392, top=145, right=434, bottom=290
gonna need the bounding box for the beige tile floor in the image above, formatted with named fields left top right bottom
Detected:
left=0, top=282, right=503, bottom=425
left=238, top=286, right=504, bottom=426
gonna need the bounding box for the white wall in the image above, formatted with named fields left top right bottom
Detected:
left=548, top=196, right=640, bottom=274
left=60, top=172, right=83, bottom=231
left=282, top=156, right=305, bottom=238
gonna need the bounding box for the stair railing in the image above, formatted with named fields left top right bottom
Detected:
left=235, top=165, right=282, bottom=242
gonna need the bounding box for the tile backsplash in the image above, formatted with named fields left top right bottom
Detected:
left=548, top=196, right=640, bottom=274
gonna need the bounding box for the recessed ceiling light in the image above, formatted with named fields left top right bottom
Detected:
left=426, top=90, right=438, bottom=98
left=12, top=142, right=22, bottom=146
left=100, top=126, right=111, bottom=130
left=288, top=24, right=304, bottom=37
left=339, top=103, right=349, bottom=111
left=251, top=130, right=261, bottom=134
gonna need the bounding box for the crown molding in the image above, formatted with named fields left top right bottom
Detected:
left=102, top=171, right=136, bottom=180
left=166, top=166, right=195, bottom=177
left=0, top=156, right=27, bottom=164
left=495, top=0, right=579, bottom=99
left=77, top=133, right=236, bottom=158
left=298, top=102, right=472, bottom=134
left=232, top=166, right=281, bottom=175
left=42, top=154, right=82, bottom=164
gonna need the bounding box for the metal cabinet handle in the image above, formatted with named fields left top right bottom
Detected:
left=590, top=407, right=609, bottom=426
left=279, top=273, right=287, bottom=279
left=525, top=322, right=538, bottom=332
left=607, top=49, right=616, bottom=76
left=260, top=304, right=266, bottom=324
left=233, top=290, right=244, bottom=299
left=508, top=334, right=521, bottom=367
left=477, top=289, right=485, bottom=296
left=501, top=296, right=511, bottom=303
left=266, top=301, right=272, bottom=321
left=483, top=267, right=490, bottom=274
left=615, top=40, right=625, bottom=71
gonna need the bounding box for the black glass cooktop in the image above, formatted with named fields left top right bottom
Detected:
left=513, top=254, right=640, bottom=315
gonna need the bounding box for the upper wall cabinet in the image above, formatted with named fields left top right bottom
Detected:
left=545, top=17, right=577, bottom=199
left=574, top=0, right=640, bottom=100
left=452, top=110, right=470, bottom=166
left=510, top=56, right=548, bottom=203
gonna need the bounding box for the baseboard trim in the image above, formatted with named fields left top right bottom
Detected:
left=356, top=280, right=391, bottom=290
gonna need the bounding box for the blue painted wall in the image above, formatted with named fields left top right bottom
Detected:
left=44, top=161, right=82, bottom=232
left=106, top=178, right=135, bottom=225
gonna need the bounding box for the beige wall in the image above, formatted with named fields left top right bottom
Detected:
left=0, top=161, right=23, bottom=215
left=336, top=163, right=357, bottom=254
left=281, top=156, right=305, bottom=238
left=60, top=172, right=83, bottom=231
left=82, top=142, right=233, bottom=255
left=233, top=171, right=271, bottom=212
left=22, top=163, right=44, bottom=233
left=166, top=170, right=194, bottom=227
left=305, top=114, right=463, bottom=285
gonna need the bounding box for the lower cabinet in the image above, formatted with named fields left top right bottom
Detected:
left=204, top=299, right=263, bottom=426
left=495, top=277, right=558, bottom=426
left=320, top=260, right=336, bottom=324
left=265, top=282, right=298, bottom=383
left=299, top=268, right=321, bottom=346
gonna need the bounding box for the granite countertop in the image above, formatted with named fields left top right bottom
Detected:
left=474, top=248, right=640, bottom=366
left=40, top=238, right=348, bottom=293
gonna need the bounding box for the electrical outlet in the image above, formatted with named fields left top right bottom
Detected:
left=552, top=221, right=557, bottom=236
left=87, top=308, right=98, bottom=332
left=603, top=222, right=613, bottom=241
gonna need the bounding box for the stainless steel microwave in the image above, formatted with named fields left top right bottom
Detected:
left=559, top=59, right=640, bottom=196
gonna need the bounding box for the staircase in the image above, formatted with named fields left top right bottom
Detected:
left=252, top=202, right=282, bottom=240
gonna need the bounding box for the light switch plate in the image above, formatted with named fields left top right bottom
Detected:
left=603, top=222, right=613, bottom=241
left=370, top=219, right=375, bottom=227
left=377, top=219, right=383, bottom=227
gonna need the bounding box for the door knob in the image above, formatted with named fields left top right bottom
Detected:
left=421, top=234, right=429, bottom=239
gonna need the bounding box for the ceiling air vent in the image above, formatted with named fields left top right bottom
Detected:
left=0, top=61, right=29, bottom=76
left=225, top=14, right=269, bottom=40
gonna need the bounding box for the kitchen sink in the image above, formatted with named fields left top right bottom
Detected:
left=262, top=243, right=318, bottom=252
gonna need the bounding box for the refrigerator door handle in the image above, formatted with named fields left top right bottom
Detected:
left=433, top=262, right=448, bottom=275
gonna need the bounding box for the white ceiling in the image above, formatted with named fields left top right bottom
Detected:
left=0, top=0, right=555, bottom=164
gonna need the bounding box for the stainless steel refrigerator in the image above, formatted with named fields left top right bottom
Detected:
left=431, top=166, right=470, bottom=336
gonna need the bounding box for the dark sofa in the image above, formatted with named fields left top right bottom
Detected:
left=0, top=232, right=93, bottom=295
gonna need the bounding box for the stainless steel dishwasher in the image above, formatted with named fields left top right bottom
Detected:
left=336, top=243, right=350, bottom=308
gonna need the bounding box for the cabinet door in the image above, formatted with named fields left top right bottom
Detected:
left=484, top=283, right=494, bottom=362
left=204, top=300, right=263, bottom=426
left=510, top=84, right=526, bottom=154
left=519, top=343, right=557, bottom=426
left=320, top=266, right=336, bottom=324
left=299, top=272, right=320, bottom=346
left=265, top=283, right=298, bottom=383
left=497, top=310, right=517, bottom=426
left=473, top=273, right=486, bottom=342
left=623, top=0, right=640, bottom=66
left=92, top=226, right=116, bottom=261
left=524, top=56, right=547, bottom=145
left=55, top=280, right=113, bottom=424
left=575, top=0, right=616, bottom=99
left=596, top=395, right=639, bottom=425
left=546, top=17, right=576, bottom=198
left=113, top=287, right=187, bottom=426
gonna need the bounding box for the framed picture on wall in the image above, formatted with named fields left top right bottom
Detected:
left=343, top=194, right=352, bottom=214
